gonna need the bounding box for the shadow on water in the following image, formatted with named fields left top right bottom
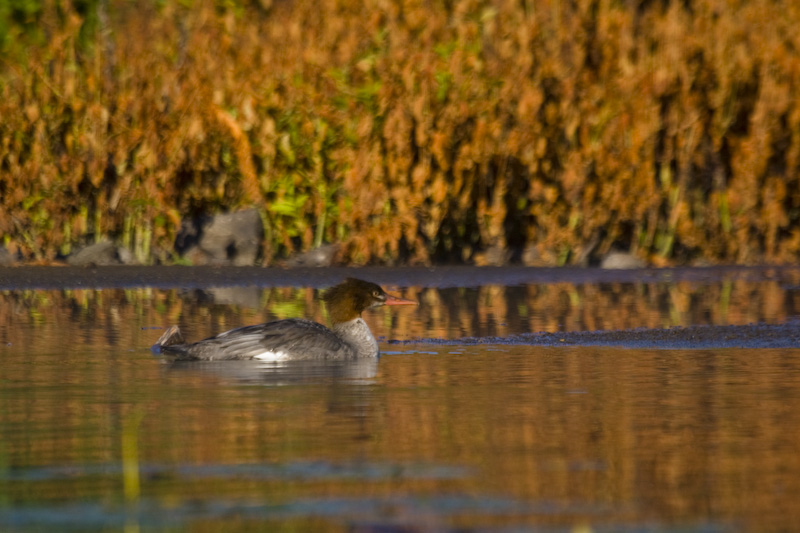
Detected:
left=2, top=266, right=800, bottom=531
left=162, top=358, right=380, bottom=386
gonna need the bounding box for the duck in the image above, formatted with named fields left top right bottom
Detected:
left=151, top=278, right=417, bottom=361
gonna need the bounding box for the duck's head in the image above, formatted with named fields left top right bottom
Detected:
left=322, top=278, right=417, bottom=323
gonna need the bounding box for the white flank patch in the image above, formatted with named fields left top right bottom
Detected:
left=252, top=350, right=290, bottom=362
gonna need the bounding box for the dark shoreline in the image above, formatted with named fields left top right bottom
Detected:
left=0, top=264, right=798, bottom=291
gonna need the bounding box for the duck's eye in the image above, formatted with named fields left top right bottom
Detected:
left=373, top=290, right=381, bottom=298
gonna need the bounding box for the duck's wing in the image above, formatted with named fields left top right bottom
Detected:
left=156, top=319, right=354, bottom=361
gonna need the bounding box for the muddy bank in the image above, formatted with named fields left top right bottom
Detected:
left=1, top=264, right=798, bottom=290
left=397, top=323, right=800, bottom=350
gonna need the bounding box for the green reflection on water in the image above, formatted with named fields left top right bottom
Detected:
left=122, top=409, right=144, bottom=504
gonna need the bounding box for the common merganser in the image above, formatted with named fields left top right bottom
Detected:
left=152, top=278, right=417, bottom=361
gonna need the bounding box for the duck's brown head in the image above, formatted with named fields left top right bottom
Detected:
left=322, top=278, right=417, bottom=323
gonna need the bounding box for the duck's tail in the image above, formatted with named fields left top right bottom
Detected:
left=152, top=325, right=186, bottom=354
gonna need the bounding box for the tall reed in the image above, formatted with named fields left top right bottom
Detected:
left=1, top=0, right=799, bottom=265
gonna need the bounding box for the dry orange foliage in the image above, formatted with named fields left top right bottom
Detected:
left=1, top=0, right=800, bottom=265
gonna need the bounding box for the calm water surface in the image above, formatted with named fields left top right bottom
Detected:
left=2, top=267, right=800, bottom=531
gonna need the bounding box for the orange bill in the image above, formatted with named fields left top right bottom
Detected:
left=384, top=293, right=418, bottom=306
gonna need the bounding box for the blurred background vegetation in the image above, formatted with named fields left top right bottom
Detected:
left=1, top=0, right=799, bottom=266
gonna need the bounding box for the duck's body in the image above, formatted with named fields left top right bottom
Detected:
left=152, top=278, right=416, bottom=361
left=154, top=318, right=375, bottom=361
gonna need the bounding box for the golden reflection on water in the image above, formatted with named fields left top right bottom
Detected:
left=2, top=274, right=800, bottom=349
left=2, top=340, right=800, bottom=530
left=1, top=276, right=800, bottom=530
